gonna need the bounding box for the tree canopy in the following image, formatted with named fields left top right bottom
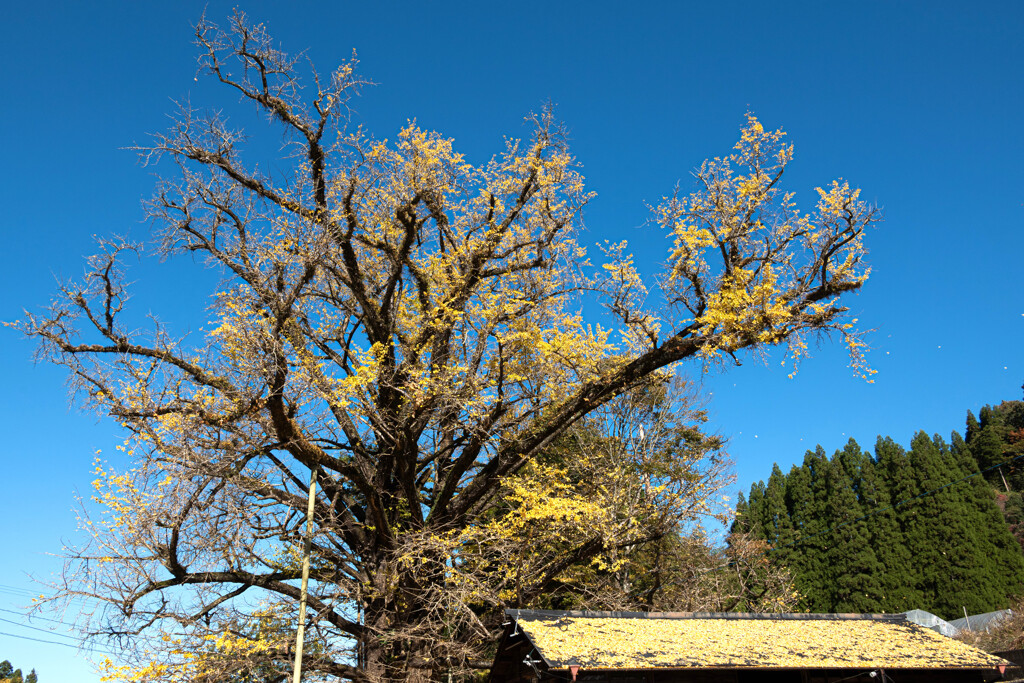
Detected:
left=966, top=399, right=1024, bottom=491
left=740, top=427, right=1024, bottom=619
left=0, top=661, right=36, bottom=683
left=20, top=12, right=876, bottom=683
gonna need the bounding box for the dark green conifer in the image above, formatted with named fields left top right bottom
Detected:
left=746, top=481, right=767, bottom=539
left=906, top=432, right=1000, bottom=618
left=982, top=402, right=1024, bottom=489
left=822, top=440, right=886, bottom=612
left=970, top=406, right=1009, bottom=476
left=877, top=436, right=920, bottom=533
left=966, top=410, right=981, bottom=443
left=858, top=452, right=919, bottom=611
left=740, top=402, right=1024, bottom=618
left=1005, top=491, right=1024, bottom=550
left=952, top=431, right=1024, bottom=603
left=760, top=464, right=794, bottom=551
left=731, top=491, right=750, bottom=534
left=785, top=450, right=830, bottom=610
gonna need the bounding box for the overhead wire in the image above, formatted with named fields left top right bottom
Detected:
left=0, top=599, right=202, bottom=657
left=0, top=615, right=82, bottom=640
left=0, top=583, right=92, bottom=608
left=0, top=606, right=77, bottom=626
left=0, top=629, right=117, bottom=657
left=0, top=602, right=341, bottom=666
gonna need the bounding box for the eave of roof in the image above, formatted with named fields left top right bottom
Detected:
left=506, top=609, right=906, bottom=621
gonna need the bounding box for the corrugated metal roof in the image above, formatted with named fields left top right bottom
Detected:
left=949, top=609, right=1013, bottom=632
left=903, top=609, right=959, bottom=637
left=506, top=610, right=1009, bottom=671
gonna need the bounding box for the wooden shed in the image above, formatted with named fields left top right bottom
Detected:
left=487, top=610, right=1011, bottom=682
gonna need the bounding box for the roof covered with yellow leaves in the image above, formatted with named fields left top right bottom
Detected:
left=509, top=610, right=1009, bottom=671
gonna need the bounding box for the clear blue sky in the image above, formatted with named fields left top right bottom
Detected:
left=2, top=1, right=1022, bottom=679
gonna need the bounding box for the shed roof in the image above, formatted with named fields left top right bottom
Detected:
left=506, top=610, right=1009, bottom=671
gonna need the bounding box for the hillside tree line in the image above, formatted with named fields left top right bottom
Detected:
left=737, top=401, right=1024, bottom=619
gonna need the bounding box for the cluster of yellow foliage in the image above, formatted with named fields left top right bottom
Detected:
left=99, top=607, right=299, bottom=683
left=660, top=115, right=875, bottom=380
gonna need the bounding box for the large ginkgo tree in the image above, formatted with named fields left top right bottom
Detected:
left=21, top=12, right=877, bottom=683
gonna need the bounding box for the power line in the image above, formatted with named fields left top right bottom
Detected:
left=0, top=615, right=82, bottom=640
left=0, top=582, right=45, bottom=594
left=0, top=583, right=103, bottom=609
left=0, top=585, right=90, bottom=601
left=0, top=607, right=76, bottom=626
left=0, top=606, right=193, bottom=655
left=0, top=629, right=117, bottom=656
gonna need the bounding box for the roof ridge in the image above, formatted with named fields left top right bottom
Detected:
left=503, top=608, right=906, bottom=622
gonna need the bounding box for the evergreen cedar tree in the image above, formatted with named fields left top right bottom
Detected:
left=966, top=398, right=1024, bottom=549
left=0, top=662, right=36, bottom=683
left=19, top=12, right=878, bottom=683
left=736, top=412, right=1024, bottom=619
left=967, top=399, right=1024, bottom=490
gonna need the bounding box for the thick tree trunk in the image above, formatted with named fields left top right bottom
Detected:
left=361, top=630, right=435, bottom=682
left=362, top=589, right=439, bottom=683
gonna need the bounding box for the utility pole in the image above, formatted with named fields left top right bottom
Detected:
left=998, top=465, right=1011, bottom=492
left=292, top=468, right=318, bottom=683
